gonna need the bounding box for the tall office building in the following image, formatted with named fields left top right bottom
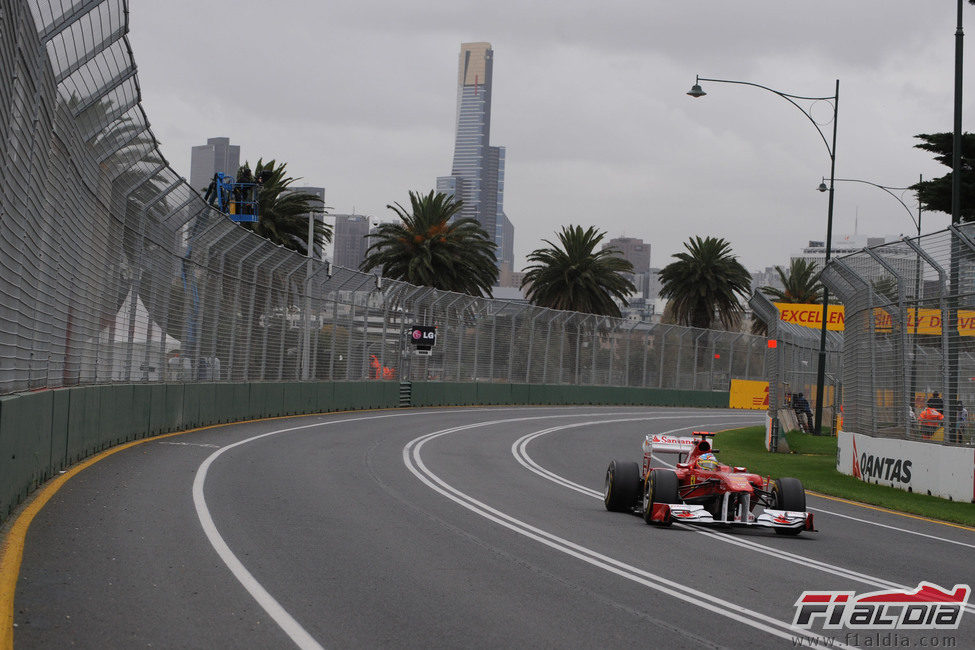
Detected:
left=189, top=137, right=240, bottom=194
left=332, top=214, right=373, bottom=270
left=604, top=237, right=651, bottom=275
left=437, top=42, right=513, bottom=272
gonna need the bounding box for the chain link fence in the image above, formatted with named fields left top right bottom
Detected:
left=821, top=224, right=975, bottom=446
left=0, top=0, right=768, bottom=397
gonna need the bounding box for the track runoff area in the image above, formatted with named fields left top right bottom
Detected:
left=4, top=406, right=973, bottom=649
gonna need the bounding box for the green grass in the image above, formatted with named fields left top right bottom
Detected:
left=714, top=426, right=975, bottom=527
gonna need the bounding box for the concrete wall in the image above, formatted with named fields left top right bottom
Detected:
left=0, top=381, right=727, bottom=521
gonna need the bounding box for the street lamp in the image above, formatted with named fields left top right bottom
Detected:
left=688, top=75, right=840, bottom=434
left=817, top=177, right=920, bottom=236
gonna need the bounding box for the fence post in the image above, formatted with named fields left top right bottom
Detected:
left=902, top=238, right=951, bottom=442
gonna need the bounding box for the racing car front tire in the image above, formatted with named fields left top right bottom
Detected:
left=604, top=459, right=641, bottom=512
left=771, top=477, right=806, bottom=536
left=642, top=469, right=679, bottom=525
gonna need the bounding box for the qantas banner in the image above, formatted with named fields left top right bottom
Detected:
left=836, top=430, right=975, bottom=502
left=775, top=303, right=975, bottom=336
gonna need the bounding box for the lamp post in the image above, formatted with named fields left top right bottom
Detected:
left=689, top=75, right=839, bottom=434
left=817, top=178, right=919, bottom=237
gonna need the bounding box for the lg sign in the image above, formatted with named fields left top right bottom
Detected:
left=409, top=325, right=437, bottom=347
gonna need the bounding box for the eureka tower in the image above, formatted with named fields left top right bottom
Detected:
left=437, top=42, right=513, bottom=271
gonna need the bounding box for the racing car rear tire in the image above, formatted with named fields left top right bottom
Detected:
left=772, top=477, right=806, bottom=536
left=642, top=469, right=679, bottom=525
left=604, top=460, right=641, bottom=512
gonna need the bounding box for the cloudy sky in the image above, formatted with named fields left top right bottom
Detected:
left=126, top=1, right=972, bottom=272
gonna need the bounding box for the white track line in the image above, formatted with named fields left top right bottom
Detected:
left=511, top=420, right=975, bottom=615
left=805, top=506, right=975, bottom=550
left=404, top=414, right=849, bottom=648
left=191, top=407, right=725, bottom=648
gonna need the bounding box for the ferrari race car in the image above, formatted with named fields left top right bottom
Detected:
left=604, top=431, right=815, bottom=535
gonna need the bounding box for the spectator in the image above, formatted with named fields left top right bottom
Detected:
left=793, top=392, right=813, bottom=432
left=926, top=392, right=944, bottom=413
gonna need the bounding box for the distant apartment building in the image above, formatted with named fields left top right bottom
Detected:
left=603, top=236, right=651, bottom=298
left=189, top=137, right=240, bottom=194
left=436, top=42, right=514, bottom=272
left=794, top=233, right=918, bottom=293
left=751, top=267, right=784, bottom=295
left=332, top=213, right=373, bottom=270
left=605, top=237, right=651, bottom=274
left=497, top=261, right=524, bottom=289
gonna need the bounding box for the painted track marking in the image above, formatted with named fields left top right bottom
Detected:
left=511, top=420, right=975, bottom=615
left=404, top=413, right=850, bottom=648
left=191, top=408, right=691, bottom=648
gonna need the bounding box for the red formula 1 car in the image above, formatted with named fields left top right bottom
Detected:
left=603, top=431, right=815, bottom=535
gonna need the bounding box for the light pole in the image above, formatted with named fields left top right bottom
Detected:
left=688, top=75, right=839, bottom=434
left=817, top=178, right=919, bottom=237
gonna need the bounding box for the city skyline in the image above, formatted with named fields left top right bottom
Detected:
left=184, top=131, right=895, bottom=276
left=129, top=2, right=962, bottom=274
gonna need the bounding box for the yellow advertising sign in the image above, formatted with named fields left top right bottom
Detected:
left=729, top=379, right=769, bottom=410
left=873, top=308, right=975, bottom=336
left=774, top=303, right=845, bottom=331
left=774, top=302, right=975, bottom=336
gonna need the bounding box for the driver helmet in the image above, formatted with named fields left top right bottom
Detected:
left=697, top=452, right=719, bottom=471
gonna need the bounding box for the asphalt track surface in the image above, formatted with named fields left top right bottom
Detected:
left=8, top=406, right=975, bottom=649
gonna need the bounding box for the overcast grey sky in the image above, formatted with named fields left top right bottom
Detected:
left=127, top=1, right=972, bottom=272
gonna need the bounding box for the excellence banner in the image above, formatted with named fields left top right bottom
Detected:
left=774, top=303, right=845, bottom=331
left=775, top=302, right=975, bottom=336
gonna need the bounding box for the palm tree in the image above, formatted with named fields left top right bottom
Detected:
left=239, top=159, right=331, bottom=255
left=659, top=236, right=751, bottom=330
left=520, top=225, right=635, bottom=317
left=360, top=190, right=498, bottom=297
left=749, top=258, right=824, bottom=335
left=761, top=258, right=824, bottom=304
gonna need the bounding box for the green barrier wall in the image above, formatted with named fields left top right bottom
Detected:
left=0, top=380, right=726, bottom=522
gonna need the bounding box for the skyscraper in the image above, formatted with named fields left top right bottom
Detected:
left=189, top=137, right=240, bottom=194
left=604, top=237, right=651, bottom=275
left=332, top=214, right=373, bottom=270
left=604, top=237, right=651, bottom=299
left=437, top=42, right=513, bottom=272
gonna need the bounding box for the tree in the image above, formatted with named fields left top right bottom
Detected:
left=520, top=225, right=635, bottom=317
left=750, top=258, right=824, bottom=336
left=872, top=276, right=899, bottom=303
left=360, top=190, right=498, bottom=297
left=910, top=133, right=975, bottom=222
left=239, top=159, right=331, bottom=255
left=658, top=236, right=751, bottom=330
left=761, top=258, right=824, bottom=304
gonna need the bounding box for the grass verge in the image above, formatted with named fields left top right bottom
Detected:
left=715, top=426, right=975, bottom=527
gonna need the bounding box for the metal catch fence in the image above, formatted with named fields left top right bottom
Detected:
left=821, top=224, right=975, bottom=446
left=0, top=0, right=769, bottom=396
left=749, top=292, right=842, bottom=436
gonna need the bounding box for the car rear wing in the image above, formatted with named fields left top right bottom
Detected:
left=643, top=431, right=715, bottom=459
left=642, top=434, right=696, bottom=455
